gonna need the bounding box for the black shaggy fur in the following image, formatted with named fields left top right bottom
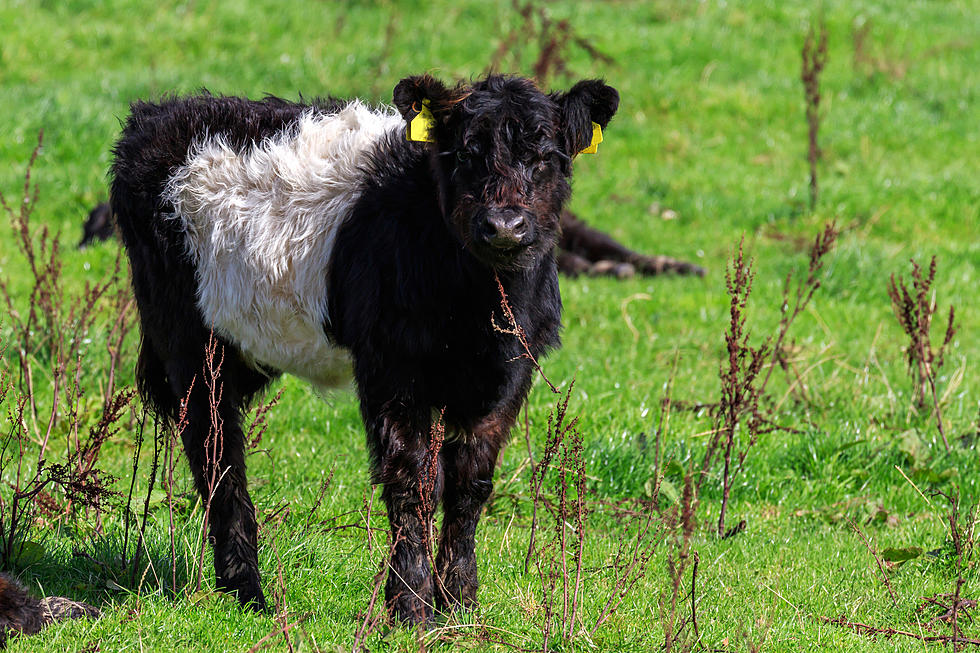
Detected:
left=78, top=200, right=114, bottom=248
left=0, top=575, right=46, bottom=647
left=0, top=574, right=100, bottom=647
left=109, top=73, right=618, bottom=623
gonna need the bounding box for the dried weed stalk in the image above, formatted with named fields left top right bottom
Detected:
left=167, top=386, right=194, bottom=595
left=846, top=517, right=899, bottom=607
left=801, top=20, right=828, bottom=212
left=697, top=224, right=837, bottom=537
left=0, top=135, right=135, bottom=567
left=493, top=274, right=558, bottom=393
left=524, top=383, right=671, bottom=649
left=353, top=529, right=403, bottom=652
left=194, top=333, right=228, bottom=592
left=0, top=360, right=130, bottom=565
left=887, top=256, right=956, bottom=450
left=659, top=473, right=700, bottom=652
left=528, top=382, right=590, bottom=649
left=930, top=491, right=977, bottom=652
left=245, top=387, right=285, bottom=452
left=852, top=19, right=909, bottom=80
left=590, top=363, right=678, bottom=641
left=495, top=281, right=670, bottom=649
left=820, top=615, right=980, bottom=647
left=0, top=133, right=134, bottom=422
left=418, top=408, right=447, bottom=607
left=129, top=410, right=166, bottom=588
left=491, top=0, right=615, bottom=87
left=823, top=492, right=978, bottom=648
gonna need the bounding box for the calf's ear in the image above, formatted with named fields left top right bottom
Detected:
left=395, top=75, right=470, bottom=116
left=393, top=75, right=469, bottom=143
left=553, top=80, right=620, bottom=156
left=393, top=75, right=449, bottom=120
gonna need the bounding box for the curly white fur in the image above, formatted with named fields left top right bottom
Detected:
left=164, top=101, right=403, bottom=386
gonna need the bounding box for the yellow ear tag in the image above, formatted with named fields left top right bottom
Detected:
left=578, top=121, right=603, bottom=155
left=407, top=100, right=436, bottom=143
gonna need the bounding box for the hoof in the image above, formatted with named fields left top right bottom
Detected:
left=590, top=260, right=635, bottom=278
left=387, top=595, right=434, bottom=626
left=218, top=577, right=267, bottom=612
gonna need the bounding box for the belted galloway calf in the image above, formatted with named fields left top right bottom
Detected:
left=110, top=73, right=618, bottom=623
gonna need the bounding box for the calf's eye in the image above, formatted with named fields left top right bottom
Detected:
left=532, top=162, right=551, bottom=183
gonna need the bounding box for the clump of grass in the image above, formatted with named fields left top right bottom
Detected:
left=887, top=256, right=956, bottom=451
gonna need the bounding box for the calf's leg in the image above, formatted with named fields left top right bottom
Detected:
left=558, top=210, right=706, bottom=277
left=166, top=346, right=267, bottom=610
left=435, top=411, right=513, bottom=611
left=364, top=402, right=439, bottom=624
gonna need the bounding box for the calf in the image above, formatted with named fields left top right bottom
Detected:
left=110, top=73, right=618, bottom=623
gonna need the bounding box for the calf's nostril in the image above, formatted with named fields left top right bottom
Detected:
left=505, top=214, right=527, bottom=239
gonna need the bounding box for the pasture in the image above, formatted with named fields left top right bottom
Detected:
left=0, top=0, right=978, bottom=650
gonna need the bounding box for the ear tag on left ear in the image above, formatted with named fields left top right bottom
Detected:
left=408, top=100, right=436, bottom=143
left=578, top=121, right=603, bottom=155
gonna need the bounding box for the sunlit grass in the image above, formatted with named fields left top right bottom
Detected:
left=1, top=0, right=978, bottom=650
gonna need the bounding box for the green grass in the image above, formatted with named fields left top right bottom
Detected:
left=1, top=0, right=979, bottom=650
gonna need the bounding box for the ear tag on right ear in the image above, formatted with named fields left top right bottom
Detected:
left=408, top=100, right=436, bottom=143
left=578, top=121, right=603, bottom=155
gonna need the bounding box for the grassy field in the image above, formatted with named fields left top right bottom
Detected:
left=1, top=0, right=978, bottom=650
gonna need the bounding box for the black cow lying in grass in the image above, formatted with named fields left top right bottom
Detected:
left=555, top=210, right=704, bottom=278
left=110, top=73, right=618, bottom=623
left=0, top=574, right=100, bottom=647
left=82, top=201, right=704, bottom=277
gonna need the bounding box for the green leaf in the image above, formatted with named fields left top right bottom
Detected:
left=659, top=479, right=680, bottom=505
left=833, top=439, right=867, bottom=454
left=644, top=476, right=679, bottom=504
left=13, top=541, right=45, bottom=567
left=104, top=578, right=128, bottom=592
left=897, top=430, right=925, bottom=466
left=881, top=546, right=922, bottom=563
left=665, top=460, right=685, bottom=479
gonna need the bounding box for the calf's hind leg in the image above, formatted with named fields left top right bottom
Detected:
left=164, top=343, right=269, bottom=611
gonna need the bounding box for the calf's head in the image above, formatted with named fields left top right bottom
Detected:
left=394, top=74, right=619, bottom=270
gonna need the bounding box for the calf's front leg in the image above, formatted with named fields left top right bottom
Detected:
left=364, top=403, right=440, bottom=624
left=436, top=411, right=513, bottom=611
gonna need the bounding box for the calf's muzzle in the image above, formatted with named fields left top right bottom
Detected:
left=480, top=208, right=531, bottom=250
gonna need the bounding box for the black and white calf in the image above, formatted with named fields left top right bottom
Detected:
left=110, top=73, right=618, bottom=623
